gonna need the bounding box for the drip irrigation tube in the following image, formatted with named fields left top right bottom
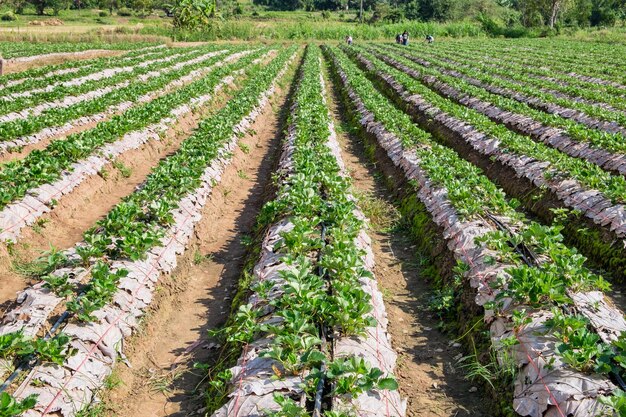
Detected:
left=485, top=211, right=540, bottom=267
left=0, top=310, right=71, bottom=393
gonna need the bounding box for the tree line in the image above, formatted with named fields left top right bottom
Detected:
left=0, top=0, right=624, bottom=31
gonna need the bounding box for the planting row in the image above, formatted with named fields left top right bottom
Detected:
left=0, top=47, right=249, bottom=155
left=210, top=45, right=404, bottom=417
left=325, top=44, right=626, bottom=417
left=442, top=39, right=626, bottom=88
left=0, top=47, right=267, bottom=243
left=346, top=46, right=626, bottom=279
left=395, top=45, right=626, bottom=136
left=0, top=45, right=296, bottom=417
left=0, top=45, right=170, bottom=96
left=0, top=41, right=159, bottom=60
left=433, top=41, right=626, bottom=101
left=371, top=45, right=626, bottom=161
left=0, top=46, right=205, bottom=114
left=0, top=46, right=239, bottom=148
left=0, top=45, right=166, bottom=89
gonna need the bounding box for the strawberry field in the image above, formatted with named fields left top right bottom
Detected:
left=0, top=39, right=625, bottom=417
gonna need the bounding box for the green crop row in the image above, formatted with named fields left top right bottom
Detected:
left=349, top=46, right=626, bottom=205
left=326, top=44, right=626, bottom=415
left=373, top=45, right=626, bottom=155
left=0, top=46, right=295, bottom=417
left=0, top=46, right=207, bottom=116
left=0, top=47, right=241, bottom=143
left=210, top=45, right=398, bottom=417
left=0, top=47, right=266, bottom=210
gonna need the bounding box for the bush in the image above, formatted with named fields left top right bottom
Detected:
left=118, top=7, right=133, bottom=16
left=99, top=10, right=108, bottom=17
left=321, top=10, right=330, bottom=19
left=1, top=11, right=17, bottom=21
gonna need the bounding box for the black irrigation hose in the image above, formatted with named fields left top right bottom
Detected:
left=312, top=220, right=335, bottom=417
left=484, top=211, right=626, bottom=392
left=0, top=310, right=71, bottom=393
left=485, top=211, right=540, bottom=267
left=612, top=370, right=626, bottom=391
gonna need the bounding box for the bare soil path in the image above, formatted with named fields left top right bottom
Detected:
left=3, top=50, right=124, bottom=74
left=100, top=64, right=296, bottom=417
left=0, top=90, right=232, bottom=317
left=325, top=66, right=486, bottom=417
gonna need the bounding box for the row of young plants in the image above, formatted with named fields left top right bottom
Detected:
left=447, top=39, right=626, bottom=87
left=0, top=44, right=182, bottom=100
left=0, top=46, right=296, bottom=417
left=349, top=47, right=626, bottom=208
left=209, top=45, right=403, bottom=417
left=437, top=41, right=626, bottom=98
left=0, top=44, right=166, bottom=89
left=395, top=44, right=626, bottom=136
left=0, top=48, right=261, bottom=244
left=0, top=41, right=159, bottom=59
left=0, top=48, right=262, bottom=369
left=366, top=45, right=626, bottom=175
left=324, top=44, right=626, bottom=417
left=0, top=46, right=204, bottom=115
left=0, top=48, right=199, bottom=107
left=374, top=44, right=626, bottom=157
left=441, top=45, right=626, bottom=108
left=0, top=45, right=169, bottom=96
left=0, top=46, right=236, bottom=144
left=0, top=49, right=211, bottom=126
left=419, top=43, right=626, bottom=115
left=347, top=46, right=626, bottom=280
left=0, top=49, right=245, bottom=156
left=0, top=47, right=261, bottom=211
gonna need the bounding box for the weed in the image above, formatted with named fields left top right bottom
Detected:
left=112, top=160, right=132, bottom=178
left=239, top=142, right=251, bottom=154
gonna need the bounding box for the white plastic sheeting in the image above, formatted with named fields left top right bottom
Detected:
left=0, top=50, right=253, bottom=244
left=358, top=52, right=626, bottom=242
left=9, top=53, right=292, bottom=417
left=0, top=50, right=222, bottom=123
left=332, top=52, right=624, bottom=417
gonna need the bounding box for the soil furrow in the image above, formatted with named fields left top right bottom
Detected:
left=3, top=50, right=125, bottom=74
left=98, top=65, right=293, bottom=417
left=324, top=59, right=485, bottom=417
left=0, top=88, right=233, bottom=317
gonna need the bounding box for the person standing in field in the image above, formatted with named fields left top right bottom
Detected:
left=395, top=34, right=402, bottom=44
left=347, top=35, right=353, bottom=45
left=402, top=31, right=409, bottom=45
left=426, top=34, right=434, bottom=44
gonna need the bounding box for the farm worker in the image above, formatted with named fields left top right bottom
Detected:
left=426, top=34, right=434, bottom=44
left=402, top=31, right=409, bottom=45
left=395, top=34, right=402, bottom=44
left=347, top=35, right=353, bottom=45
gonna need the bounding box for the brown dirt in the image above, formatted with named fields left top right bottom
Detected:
left=0, top=117, right=109, bottom=165
left=0, top=90, right=233, bottom=315
left=4, top=50, right=123, bottom=75
left=325, top=69, right=486, bottom=416
left=0, top=53, right=217, bottom=165
left=99, top=66, right=294, bottom=417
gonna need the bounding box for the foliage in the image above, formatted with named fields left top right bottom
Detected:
left=0, top=393, right=37, bottom=417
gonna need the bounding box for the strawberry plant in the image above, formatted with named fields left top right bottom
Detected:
left=0, top=392, right=37, bottom=417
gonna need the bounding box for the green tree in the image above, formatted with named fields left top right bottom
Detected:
left=173, top=0, right=216, bottom=28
